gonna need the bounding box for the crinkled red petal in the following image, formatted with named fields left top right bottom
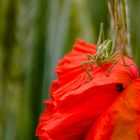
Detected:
left=86, top=78, right=140, bottom=140
left=36, top=84, right=120, bottom=140
left=51, top=40, right=138, bottom=102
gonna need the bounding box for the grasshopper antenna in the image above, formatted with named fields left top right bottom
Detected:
left=97, top=23, right=104, bottom=46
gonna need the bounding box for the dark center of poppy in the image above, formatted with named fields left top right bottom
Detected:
left=116, top=83, right=124, bottom=92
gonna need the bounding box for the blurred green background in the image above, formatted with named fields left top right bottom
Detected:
left=0, top=0, right=139, bottom=140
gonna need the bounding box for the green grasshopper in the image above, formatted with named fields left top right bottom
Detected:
left=81, top=23, right=129, bottom=80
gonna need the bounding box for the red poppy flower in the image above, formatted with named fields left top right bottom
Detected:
left=36, top=40, right=139, bottom=140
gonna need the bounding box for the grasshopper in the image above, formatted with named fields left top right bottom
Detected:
left=81, top=23, right=129, bottom=80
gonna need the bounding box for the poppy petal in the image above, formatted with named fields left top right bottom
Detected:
left=51, top=40, right=138, bottom=102
left=86, top=78, right=140, bottom=140
left=36, top=84, right=121, bottom=140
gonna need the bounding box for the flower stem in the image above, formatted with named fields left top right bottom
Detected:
left=109, top=0, right=130, bottom=56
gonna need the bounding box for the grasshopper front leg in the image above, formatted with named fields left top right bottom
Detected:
left=81, top=60, right=95, bottom=80
left=87, top=54, right=95, bottom=71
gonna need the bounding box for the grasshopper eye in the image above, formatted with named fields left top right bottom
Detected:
left=116, top=83, right=124, bottom=92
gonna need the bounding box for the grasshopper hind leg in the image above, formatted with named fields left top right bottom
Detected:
left=106, top=58, right=118, bottom=76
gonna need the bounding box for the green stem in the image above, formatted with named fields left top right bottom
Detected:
left=109, top=0, right=130, bottom=56
left=121, top=0, right=127, bottom=31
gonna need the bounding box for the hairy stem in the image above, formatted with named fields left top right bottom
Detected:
left=109, top=0, right=130, bottom=56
